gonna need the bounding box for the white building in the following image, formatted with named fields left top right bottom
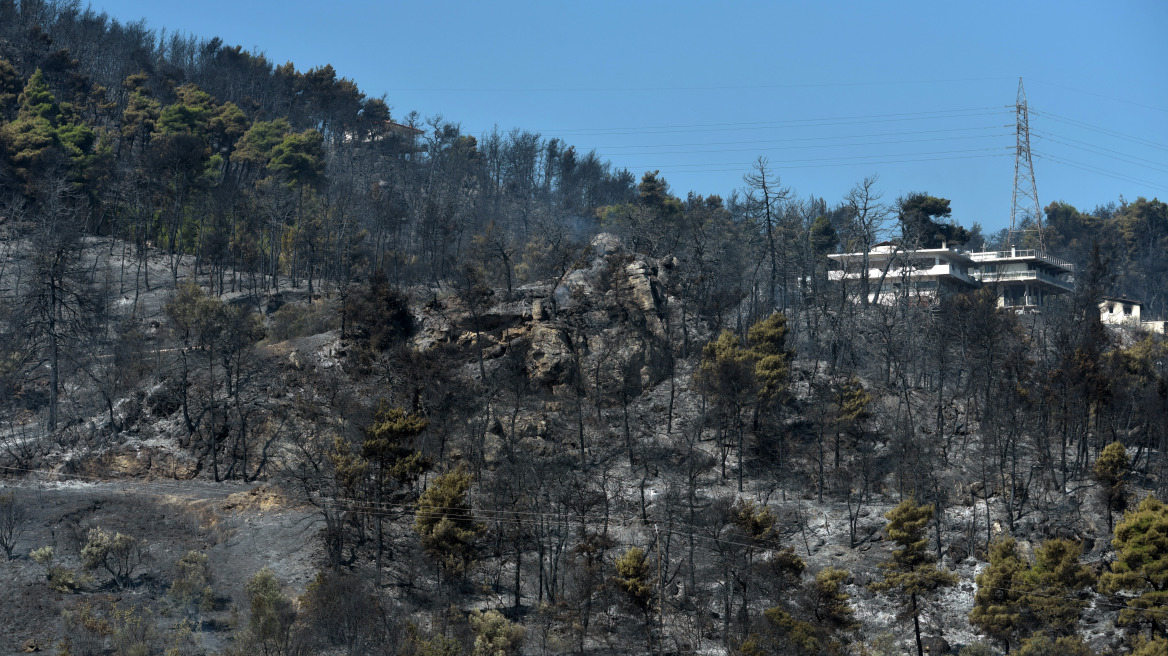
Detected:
left=827, top=243, right=979, bottom=304
left=827, top=243, right=1076, bottom=309
left=969, top=248, right=1075, bottom=309
left=1099, top=296, right=1142, bottom=326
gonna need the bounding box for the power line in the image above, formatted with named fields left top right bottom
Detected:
left=619, top=147, right=1012, bottom=170
left=579, top=132, right=1013, bottom=158
left=1031, top=109, right=1168, bottom=153
left=512, top=107, right=1010, bottom=136
left=585, top=125, right=1010, bottom=151
left=1032, top=130, right=1168, bottom=176
left=376, top=77, right=1014, bottom=94
left=1027, top=78, right=1168, bottom=115
left=607, top=153, right=1013, bottom=175
left=1032, top=151, right=1168, bottom=194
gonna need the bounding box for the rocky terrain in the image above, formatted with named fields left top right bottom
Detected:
left=0, top=233, right=1162, bottom=656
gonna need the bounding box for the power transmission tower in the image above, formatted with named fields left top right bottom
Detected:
left=1009, top=77, right=1044, bottom=248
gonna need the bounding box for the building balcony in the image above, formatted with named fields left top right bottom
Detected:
left=969, top=249, right=1075, bottom=272
left=975, top=269, right=1075, bottom=292
left=829, top=263, right=977, bottom=287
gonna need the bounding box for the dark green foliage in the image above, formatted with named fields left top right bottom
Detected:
left=1022, top=538, right=1095, bottom=636
left=970, top=538, right=1026, bottom=650
left=269, top=128, right=324, bottom=187
left=240, top=567, right=299, bottom=655
left=414, top=468, right=484, bottom=579
left=169, top=550, right=213, bottom=614
left=871, top=498, right=957, bottom=656
left=613, top=546, right=654, bottom=611
left=747, top=312, right=793, bottom=404
left=344, top=269, right=413, bottom=351
left=743, top=608, right=819, bottom=655
left=898, top=192, right=968, bottom=248
left=233, top=118, right=292, bottom=166
left=730, top=499, right=776, bottom=543
left=1016, top=634, right=1095, bottom=656
left=362, top=405, right=429, bottom=487
left=80, top=527, right=145, bottom=589
left=1093, top=441, right=1130, bottom=531
left=0, top=68, right=96, bottom=186
left=1100, top=494, right=1168, bottom=637
left=0, top=59, right=23, bottom=117
left=810, top=215, right=839, bottom=256
left=970, top=537, right=1095, bottom=650
left=810, top=567, right=856, bottom=630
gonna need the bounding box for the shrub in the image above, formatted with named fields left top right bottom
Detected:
left=268, top=299, right=339, bottom=342
left=344, top=269, right=412, bottom=351
left=81, top=528, right=145, bottom=589
left=32, top=545, right=77, bottom=592
left=470, top=609, right=525, bottom=656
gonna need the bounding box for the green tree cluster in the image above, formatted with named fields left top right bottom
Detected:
left=696, top=313, right=793, bottom=490
left=970, top=537, right=1096, bottom=651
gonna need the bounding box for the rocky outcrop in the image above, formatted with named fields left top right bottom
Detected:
left=526, top=322, right=575, bottom=387
left=622, top=257, right=667, bottom=337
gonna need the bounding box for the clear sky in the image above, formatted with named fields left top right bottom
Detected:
left=90, top=0, right=1168, bottom=233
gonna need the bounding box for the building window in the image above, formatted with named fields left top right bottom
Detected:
left=1124, top=304, right=1132, bottom=316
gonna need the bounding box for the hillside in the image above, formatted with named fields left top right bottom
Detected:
left=0, top=229, right=1163, bottom=655
left=2, top=3, right=1168, bottom=656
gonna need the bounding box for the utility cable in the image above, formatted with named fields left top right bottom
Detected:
left=1031, top=130, right=1168, bottom=176
left=584, top=124, right=1009, bottom=151
left=1031, top=110, right=1168, bottom=153
left=580, top=132, right=1013, bottom=158
left=513, top=107, right=1011, bottom=137
left=1032, top=151, right=1168, bottom=194
left=620, top=146, right=1012, bottom=170
left=614, top=152, right=1012, bottom=175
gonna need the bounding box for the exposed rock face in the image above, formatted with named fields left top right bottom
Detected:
left=407, top=233, right=673, bottom=392
left=622, top=257, right=666, bottom=337
left=526, top=323, right=575, bottom=387
left=68, top=444, right=200, bottom=479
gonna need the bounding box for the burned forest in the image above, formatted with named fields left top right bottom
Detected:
left=2, top=3, right=1168, bottom=655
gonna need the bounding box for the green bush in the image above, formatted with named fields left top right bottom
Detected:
left=268, top=299, right=339, bottom=342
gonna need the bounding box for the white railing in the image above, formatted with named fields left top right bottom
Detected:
left=1002, top=296, right=1040, bottom=308
left=975, top=269, right=1074, bottom=291
left=969, top=249, right=1074, bottom=271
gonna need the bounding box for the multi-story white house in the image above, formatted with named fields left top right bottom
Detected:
left=827, top=243, right=1076, bottom=308
left=969, top=248, right=1075, bottom=309
left=827, top=242, right=980, bottom=304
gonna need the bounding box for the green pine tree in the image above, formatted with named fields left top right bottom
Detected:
left=970, top=538, right=1026, bottom=652
left=1020, top=538, right=1095, bottom=637
left=1100, top=495, right=1168, bottom=638
left=870, top=498, right=957, bottom=656
left=414, top=467, right=484, bottom=581
left=1093, top=441, right=1129, bottom=532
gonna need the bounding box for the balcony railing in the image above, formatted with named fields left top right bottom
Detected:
left=1002, top=296, right=1040, bottom=308
left=975, top=269, right=1075, bottom=291
left=969, top=249, right=1074, bottom=271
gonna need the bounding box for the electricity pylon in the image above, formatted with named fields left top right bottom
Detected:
left=1009, top=78, right=1044, bottom=249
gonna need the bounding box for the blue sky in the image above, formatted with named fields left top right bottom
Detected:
left=91, top=0, right=1168, bottom=233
